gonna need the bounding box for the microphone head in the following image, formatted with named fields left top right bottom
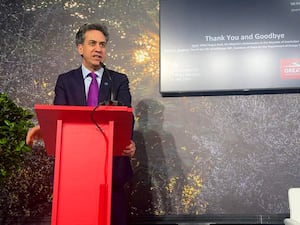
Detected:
left=100, top=62, right=106, bottom=68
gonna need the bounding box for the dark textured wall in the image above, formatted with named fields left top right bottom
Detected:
left=1, top=0, right=299, bottom=220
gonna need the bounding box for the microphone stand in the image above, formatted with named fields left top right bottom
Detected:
left=100, top=62, right=124, bottom=106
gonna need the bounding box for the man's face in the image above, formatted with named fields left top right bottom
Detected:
left=77, top=29, right=107, bottom=71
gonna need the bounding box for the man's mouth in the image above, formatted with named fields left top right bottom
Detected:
left=93, top=55, right=102, bottom=60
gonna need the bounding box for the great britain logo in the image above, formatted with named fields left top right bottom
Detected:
left=280, top=59, right=300, bottom=79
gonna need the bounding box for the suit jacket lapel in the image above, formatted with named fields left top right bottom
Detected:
left=99, top=69, right=112, bottom=103
left=73, top=67, right=87, bottom=105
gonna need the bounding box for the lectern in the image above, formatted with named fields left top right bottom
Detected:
left=35, top=104, right=133, bottom=225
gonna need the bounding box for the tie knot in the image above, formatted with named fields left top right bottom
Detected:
left=90, top=72, right=97, bottom=79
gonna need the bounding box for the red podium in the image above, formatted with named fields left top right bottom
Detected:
left=34, top=104, right=133, bottom=225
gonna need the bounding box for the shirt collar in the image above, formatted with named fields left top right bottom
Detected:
left=81, top=64, right=104, bottom=79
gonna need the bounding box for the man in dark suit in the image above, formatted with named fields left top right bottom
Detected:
left=26, top=23, right=136, bottom=225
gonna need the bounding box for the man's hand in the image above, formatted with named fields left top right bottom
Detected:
left=26, top=125, right=42, bottom=146
left=122, top=140, right=136, bottom=157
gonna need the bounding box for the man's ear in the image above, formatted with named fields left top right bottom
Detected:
left=77, top=44, right=83, bottom=55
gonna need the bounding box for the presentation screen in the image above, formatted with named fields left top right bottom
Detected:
left=160, top=0, right=300, bottom=95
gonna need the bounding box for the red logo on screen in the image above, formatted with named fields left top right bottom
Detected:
left=280, top=59, right=300, bottom=79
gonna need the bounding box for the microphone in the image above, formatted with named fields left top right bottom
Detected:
left=99, top=62, right=124, bottom=106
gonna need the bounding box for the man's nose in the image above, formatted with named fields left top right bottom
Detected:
left=95, top=44, right=103, bottom=51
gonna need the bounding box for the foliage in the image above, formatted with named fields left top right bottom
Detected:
left=0, top=93, right=34, bottom=181
left=0, top=93, right=54, bottom=218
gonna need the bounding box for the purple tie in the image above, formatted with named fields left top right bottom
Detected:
left=87, top=72, right=99, bottom=106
